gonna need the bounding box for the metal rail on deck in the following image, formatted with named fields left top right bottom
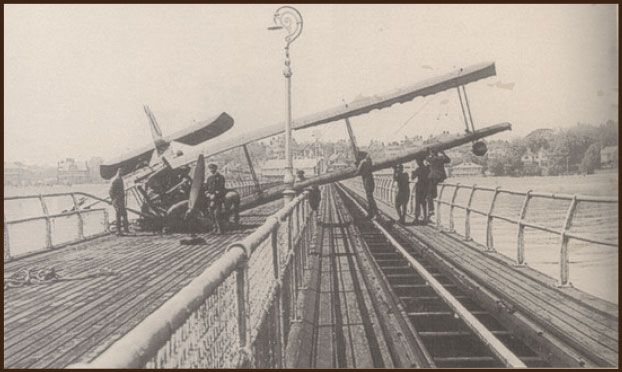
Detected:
left=338, top=182, right=526, bottom=368
left=347, top=175, right=618, bottom=287
left=70, top=190, right=316, bottom=368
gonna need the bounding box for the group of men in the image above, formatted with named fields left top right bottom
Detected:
left=395, top=150, right=451, bottom=225
left=109, top=162, right=229, bottom=235
left=355, top=149, right=450, bottom=225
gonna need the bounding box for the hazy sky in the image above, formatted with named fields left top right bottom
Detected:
left=4, top=4, right=618, bottom=166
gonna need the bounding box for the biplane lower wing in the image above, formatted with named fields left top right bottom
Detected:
left=100, top=112, right=234, bottom=180
left=99, top=146, right=156, bottom=180
left=239, top=122, right=512, bottom=210
left=169, top=62, right=497, bottom=168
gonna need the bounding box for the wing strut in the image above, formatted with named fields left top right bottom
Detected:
left=456, top=86, right=475, bottom=133
left=456, top=85, right=488, bottom=155
left=243, top=145, right=262, bottom=196
left=344, top=117, right=360, bottom=160
left=342, top=101, right=360, bottom=160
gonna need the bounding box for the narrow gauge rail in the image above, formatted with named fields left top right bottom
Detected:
left=308, top=185, right=389, bottom=368
left=333, top=183, right=551, bottom=368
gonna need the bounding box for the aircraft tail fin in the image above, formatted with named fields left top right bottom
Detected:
left=144, top=105, right=166, bottom=149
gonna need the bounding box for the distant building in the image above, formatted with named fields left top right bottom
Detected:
left=600, top=146, right=618, bottom=167
left=328, top=162, right=350, bottom=172
left=4, top=162, right=31, bottom=186
left=259, top=158, right=322, bottom=181
left=87, top=157, right=105, bottom=183
left=450, top=161, right=483, bottom=177
left=486, top=146, right=507, bottom=160
left=521, top=148, right=549, bottom=166
left=384, top=136, right=422, bottom=158
left=57, top=158, right=89, bottom=184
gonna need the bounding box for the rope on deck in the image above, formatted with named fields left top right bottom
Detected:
left=4, top=267, right=116, bottom=289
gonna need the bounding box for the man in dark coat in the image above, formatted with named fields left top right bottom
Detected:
left=393, top=164, right=410, bottom=224
left=308, top=185, right=321, bottom=221
left=109, top=168, right=129, bottom=235
left=356, top=151, right=377, bottom=219
left=205, top=163, right=226, bottom=233
left=410, top=157, right=430, bottom=225
left=426, top=150, right=450, bottom=219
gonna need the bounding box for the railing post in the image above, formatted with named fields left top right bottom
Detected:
left=271, top=227, right=286, bottom=368
left=235, top=255, right=252, bottom=368
left=464, top=184, right=477, bottom=241
left=4, top=216, right=11, bottom=261
left=389, top=179, right=396, bottom=205
left=383, top=178, right=388, bottom=201
left=72, top=194, right=85, bottom=240
left=287, top=212, right=299, bottom=321
left=436, top=183, right=446, bottom=228
left=408, top=182, right=415, bottom=216
left=449, top=184, right=460, bottom=232
left=39, top=195, right=53, bottom=249
left=516, top=190, right=532, bottom=266
left=485, top=187, right=500, bottom=252
left=103, top=209, right=110, bottom=233
left=559, top=196, right=578, bottom=287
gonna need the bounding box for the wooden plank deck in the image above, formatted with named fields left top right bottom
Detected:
left=346, top=186, right=619, bottom=367
left=310, top=185, right=392, bottom=368
left=3, top=200, right=283, bottom=368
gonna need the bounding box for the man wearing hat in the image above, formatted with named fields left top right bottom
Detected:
left=205, top=163, right=226, bottom=233
left=392, top=163, right=410, bottom=224
left=426, top=150, right=450, bottom=220
left=356, top=151, right=377, bottom=219
left=109, top=168, right=129, bottom=236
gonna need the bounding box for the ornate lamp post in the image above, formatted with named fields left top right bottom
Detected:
left=268, top=6, right=303, bottom=192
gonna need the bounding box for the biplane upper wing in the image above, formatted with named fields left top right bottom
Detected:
left=172, top=62, right=496, bottom=167
left=165, top=112, right=234, bottom=146
left=100, top=112, right=234, bottom=179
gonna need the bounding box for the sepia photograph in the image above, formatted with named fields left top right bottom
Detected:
left=3, top=4, right=619, bottom=368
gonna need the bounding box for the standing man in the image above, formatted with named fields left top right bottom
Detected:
left=392, top=164, right=410, bottom=224
left=356, top=151, right=377, bottom=219
left=109, top=168, right=129, bottom=236
left=308, top=185, right=321, bottom=220
left=426, top=150, right=451, bottom=220
left=205, top=163, right=226, bottom=233
left=411, top=158, right=430, bottom=225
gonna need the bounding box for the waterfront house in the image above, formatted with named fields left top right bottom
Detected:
left=57, top=158, right=90, bottom=184
left=450, top=161, right=483, bottom=177
left=600, top=145, right=618, bottom=167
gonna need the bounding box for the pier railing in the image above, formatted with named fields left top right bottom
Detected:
left=72, top=190, right=316, bottom=368
left=4, top=180, right=280, bottom=262
left=4, top=192, right=111, bottom=261
left=343, top=175, right=618, bottom=288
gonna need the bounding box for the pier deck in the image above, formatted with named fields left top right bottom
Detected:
left=342, top=183, right=619, bottom=367
left=3, top=200, right=284, bottom=369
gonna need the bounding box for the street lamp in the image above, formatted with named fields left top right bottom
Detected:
left=268, top=6, right=303, bottom=191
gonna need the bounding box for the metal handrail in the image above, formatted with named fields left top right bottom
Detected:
left=4, top=191, right=115, bottom=261
left=348, top=175, right=618, bottom=287
left=74, top=190, right=313, bottom=368
left=440, top=181, right=617, bottom=203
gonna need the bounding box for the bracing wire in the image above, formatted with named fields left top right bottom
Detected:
left=388, top=94, right=439, bottom=139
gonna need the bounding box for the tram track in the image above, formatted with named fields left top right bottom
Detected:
left=333, top=183, right=551, bottom=368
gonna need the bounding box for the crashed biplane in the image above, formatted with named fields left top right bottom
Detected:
left=100, top=61, right=512, bottom=232
left=99, top=105, right=234, bottom=180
